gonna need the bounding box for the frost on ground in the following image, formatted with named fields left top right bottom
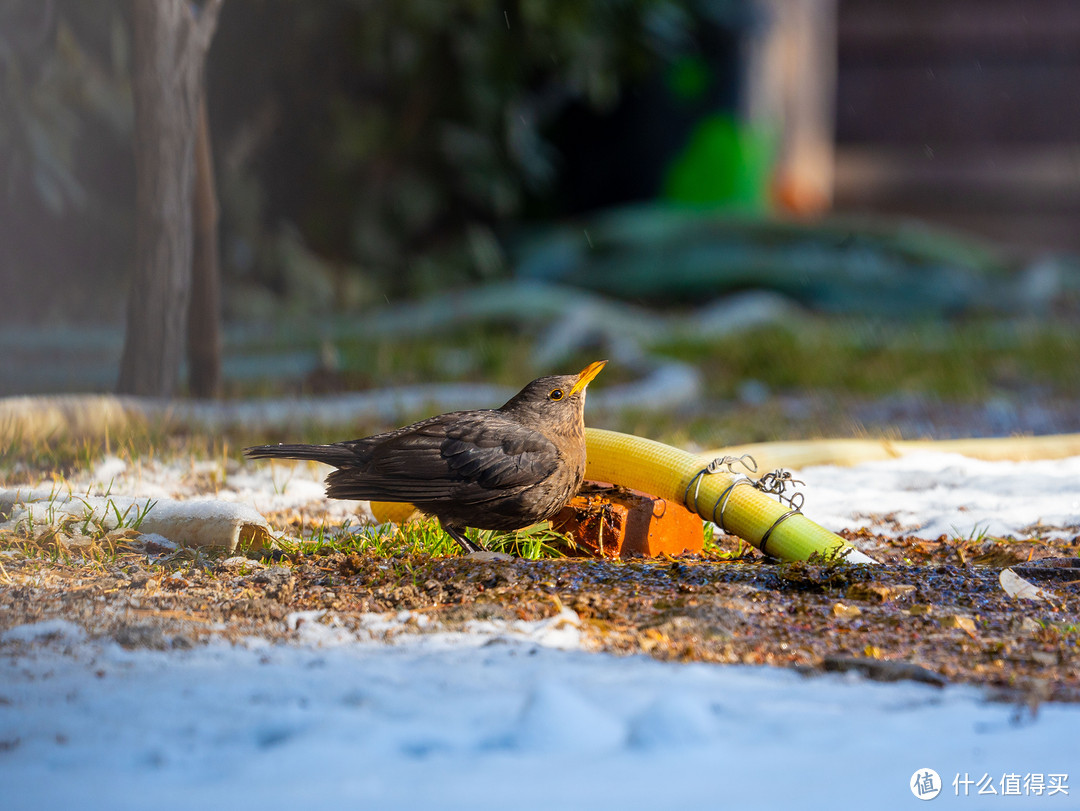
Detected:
left=0, top=453, right=1079, bottom=808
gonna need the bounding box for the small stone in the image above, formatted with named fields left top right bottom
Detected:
left=465, top=551, right=514, bottom=563
left=140, top=534, right=178, bottom=554
left=71, top=534, right=103, bottom=549
left=251, top=566, right=296, bottom=601
left=127, top=575, right=157, bottom=591
left=162, top=573, right=190, bottom=589
left=218, top=556, right=267, bottom=574
left=831, top=602, right=862, bottom=619
left=114, top=623, right=170, bottom=650
left=907, top=603, right=934, bottom=616
left=1030, top=650, right=1058, bottom=667
left=846, top=582, right=916, bottom=603
left=252, top=565, right=292, bottom=584
left=1017, top=616, right=1043, bottom=635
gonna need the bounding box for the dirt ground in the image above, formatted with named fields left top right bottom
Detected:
left=2, top=528, right=1077, bottom=705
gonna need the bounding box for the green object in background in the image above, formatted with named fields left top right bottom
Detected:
left=666, top=54, right=712, bottom=103
left=663, top=114, right=776, bottom=211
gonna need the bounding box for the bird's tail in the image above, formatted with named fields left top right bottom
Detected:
left=243, top=443, right=357, bottom=468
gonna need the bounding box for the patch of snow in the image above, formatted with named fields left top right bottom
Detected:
left=1, top=619, right=86, bottom=645
left=290, top=607, right=584, bottom=651
left=509, top=681, right=626, bottom=753
left=284, top=609, right=327, bottom=632
left=91, top=455, right=128, bottom=485
left=292, top=612, right=356, bottom=648
left=627, top=692, right=717, bottom=750
left=137, top=532, right=177, bottom=550
left=0, top=633, right=1076, bottom=810
left=800, top=452, right=1080, bottom=541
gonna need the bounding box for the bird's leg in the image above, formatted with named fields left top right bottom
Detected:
left=439, top=521, right=487, bottom=554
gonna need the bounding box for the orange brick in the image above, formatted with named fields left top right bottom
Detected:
left=552, top=482, right=704, bottom=558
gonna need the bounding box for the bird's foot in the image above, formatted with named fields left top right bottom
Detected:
left=440, top=522, right=488, bottom=555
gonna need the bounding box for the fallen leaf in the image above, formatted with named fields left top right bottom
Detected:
left=999, top=568, right=1052, bottom=602
left=940, top=614, right=976, bottom=634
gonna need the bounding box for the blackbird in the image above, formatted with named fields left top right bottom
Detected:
left=244, top=360, right=606, bottom=553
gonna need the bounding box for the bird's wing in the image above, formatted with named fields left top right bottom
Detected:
left=325, top=412, right=561, bottom=504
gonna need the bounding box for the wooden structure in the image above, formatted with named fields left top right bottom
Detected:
left=833, top=0, right=1080, bottom=254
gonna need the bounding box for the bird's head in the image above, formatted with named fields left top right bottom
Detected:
left=500, top=360, right=607, bottom=428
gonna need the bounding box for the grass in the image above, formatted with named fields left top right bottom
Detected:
left=1, top=433, right=105, bottom=483
left=276, top=516, right=572, bottom=561
left=701, top=522, right=756, bottom=561
left=0, top=418, right=177, bottom=488
left=244, top=311, right=1080, bottom=406
left=0, top=486, right=161, bottom=567
left=651, top=317, right=1080, bottom=401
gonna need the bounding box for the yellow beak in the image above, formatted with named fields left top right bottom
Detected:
left=568, top=360, right=607, bottom=397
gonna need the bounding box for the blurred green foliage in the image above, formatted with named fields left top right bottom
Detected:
left=653, top=319, right=1080, bottom=402
left=209, top=0, right=707, bottom=301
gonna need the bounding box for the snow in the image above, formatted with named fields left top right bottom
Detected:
left=0, top=618, right=86, bottom=645
left=1, top=453, right=1079, bottom=808
left=1, top=624, right=1077, bottom=810
left=801, top=452, right=1080, bottom=542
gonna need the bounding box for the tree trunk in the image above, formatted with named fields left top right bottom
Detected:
left=117, top=0, right=222, bottom=397
left=188, top=91, right=222, bottom=398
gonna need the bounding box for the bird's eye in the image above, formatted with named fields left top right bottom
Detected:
left=549, top=388, right=565, bottom=401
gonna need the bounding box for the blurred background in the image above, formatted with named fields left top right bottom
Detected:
left=3, top=0, right=1080, bottom=446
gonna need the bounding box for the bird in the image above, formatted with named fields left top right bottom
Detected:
left=244, top=360, right=607, bottom=554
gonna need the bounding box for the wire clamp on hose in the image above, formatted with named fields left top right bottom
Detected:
left=683, top=454, right=758, bottom=514
left=753, top=469, right=805, bottom=500
left=753, top=470, right=806, bottom=557
left=759, top=507, right=803, bottom=558
left=711, top=476, right=756, bottom=533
